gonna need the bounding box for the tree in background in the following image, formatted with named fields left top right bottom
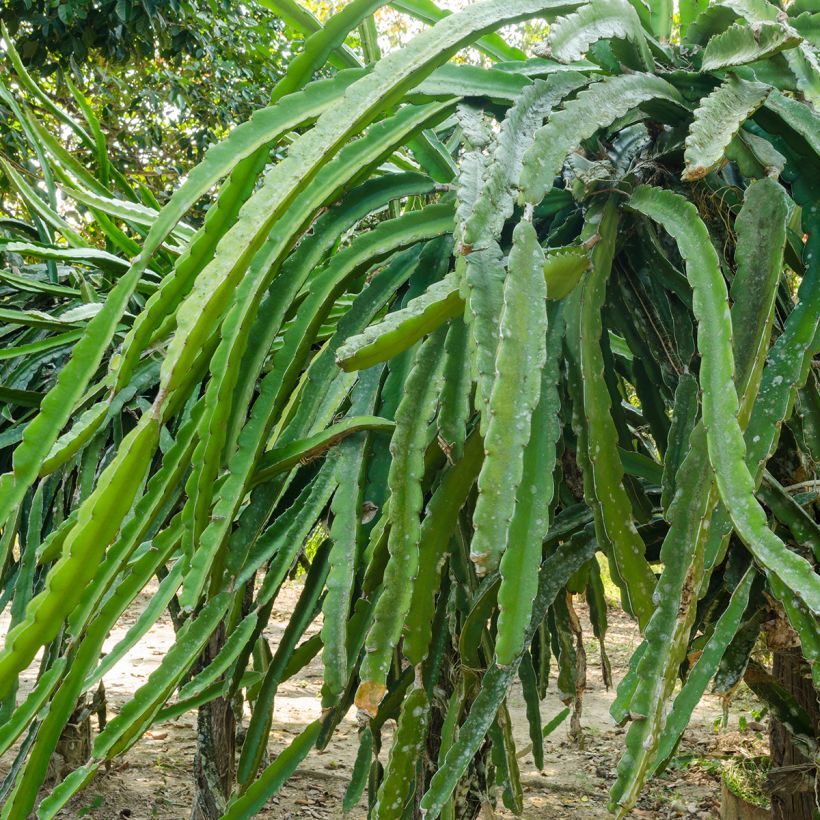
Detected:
left=1, top=0, right=290, bottom=203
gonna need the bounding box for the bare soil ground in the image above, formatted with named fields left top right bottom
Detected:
left=1, top=582, right=767, bottom=819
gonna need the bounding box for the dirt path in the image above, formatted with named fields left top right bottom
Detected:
left=2, top=583, right=766, bottom=819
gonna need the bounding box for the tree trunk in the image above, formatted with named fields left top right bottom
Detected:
left=48, top=696, right=92, bottom=786
left=191, top=626, right=236, bottom=820
left=768, top=648, right=819, bottom=820
left=423, top=641, right=486, bottom=820
left=48, top=683, right=105, bottom=786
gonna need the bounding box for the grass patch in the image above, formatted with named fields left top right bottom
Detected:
left=722, top=757, right=770, bottom=809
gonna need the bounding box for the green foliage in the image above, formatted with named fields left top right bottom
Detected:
left=4, top=0, right=226, bottom=66
left=0, top=3, right=289, bottom=199
left=0, top=1, right=818, bottom=818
